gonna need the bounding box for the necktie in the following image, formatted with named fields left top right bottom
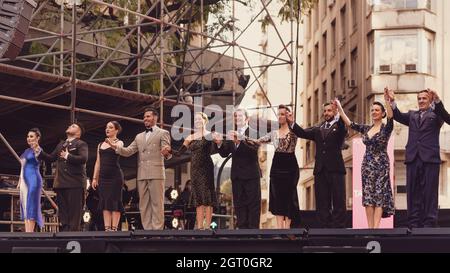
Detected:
left=145, top=128, right=153, bottom=133
left=419, top=111, right=424, bottom=124
left=325, top=122, right=331, bottom=129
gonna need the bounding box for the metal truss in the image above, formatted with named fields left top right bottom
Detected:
left=0, top=0, right=298, bottom=124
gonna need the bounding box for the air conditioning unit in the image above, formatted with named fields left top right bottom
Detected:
left=347, top=79, right=357, bottom=89
left=378, top=64, right=392, bottom=74
left=327, top=0, right=335, bottom=8
left=405, top=63, right=417, bottom=73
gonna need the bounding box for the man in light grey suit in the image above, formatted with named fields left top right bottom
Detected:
left=107, top=108, right=172, bottom=230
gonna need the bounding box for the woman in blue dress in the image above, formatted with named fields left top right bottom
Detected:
left=18, top=128, right=44, bottom=232
left=336, top=89, right=395, bottom=229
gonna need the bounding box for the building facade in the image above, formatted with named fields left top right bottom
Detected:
left=299, top=0, right=450, bottom=212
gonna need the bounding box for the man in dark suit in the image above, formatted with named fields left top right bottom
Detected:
left=429, top=90, right=450, bottom=124
left=38, top=123, right=88, bottom=231
left=386, top=89, right=443, bottom=228
left=288, top=101, right=347, bottom=228
left=214, top=109, right=261, bottom=229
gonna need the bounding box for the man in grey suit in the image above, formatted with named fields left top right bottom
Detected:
left=107, top=108, right=172, bottom=230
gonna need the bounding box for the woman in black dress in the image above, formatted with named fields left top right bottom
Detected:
left=258, top=105, right=300, bottom=229
left=172, top=113, right=216, bottom=230
left=336, top=89, right=395, bottom=229
left=92, top=121, right=125, bottom=231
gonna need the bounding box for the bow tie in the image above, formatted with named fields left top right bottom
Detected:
left=145, top=128, right=153, bottom=133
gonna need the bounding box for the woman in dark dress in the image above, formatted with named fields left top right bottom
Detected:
left=336, top=89, right=395, bottom=228
left=172, top=112, right=216, bottom=230
left=258, top=105, right=300, bottom=229
left=92, top=121, right=124, bottom=231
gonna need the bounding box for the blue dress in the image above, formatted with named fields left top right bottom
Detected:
left=350, top=118, right=395, bottom=217
left=19, top=148, right=44, bottom=228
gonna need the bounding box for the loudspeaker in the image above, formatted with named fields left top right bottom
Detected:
left=0, top=0, right=37, bottom=59
left=211, top=77, right=225, bottom=91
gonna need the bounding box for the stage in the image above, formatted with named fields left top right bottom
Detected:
left=2, top=228, right=450, bottom=253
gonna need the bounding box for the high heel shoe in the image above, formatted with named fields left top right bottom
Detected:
left=105, top=226, right=111, bottom=231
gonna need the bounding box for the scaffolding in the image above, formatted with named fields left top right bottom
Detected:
left=0, top=0, right=299, bottom=124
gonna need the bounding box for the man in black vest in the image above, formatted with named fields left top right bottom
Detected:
left=214, top=109, right=261, bottom=229
left=38, top=123, right=88, bottom=231
left=288, top=101, right=347, bottom=228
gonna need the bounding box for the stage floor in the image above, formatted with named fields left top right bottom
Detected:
left=1, top=228, right=450, bottom=253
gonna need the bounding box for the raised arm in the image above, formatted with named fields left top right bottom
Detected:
left=385, top=88, right=410, bottom=126
left=429, top=89, right=450, bottom=125
left=384, top=87, right=394, bottom=120
left=335, top=98, right=352, bottom=127
left=291, top=123, right=316, bottom=141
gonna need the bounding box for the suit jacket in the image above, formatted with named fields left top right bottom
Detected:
left=434, top=101, right=450, bottom=125
left=291, top=117, right=347, bottom=175
left=393, top=106, right=443, bottom=164
left=116, top=126, right=171, bottom=180
left=38, top=138, right=88, bottom=189
left=217, top=127, right=261, bottom=181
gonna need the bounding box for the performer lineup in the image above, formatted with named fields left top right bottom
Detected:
left=17, top=88, right=450, bottom=232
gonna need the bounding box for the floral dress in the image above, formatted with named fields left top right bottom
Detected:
left=350, top=118, right=395, bottom=217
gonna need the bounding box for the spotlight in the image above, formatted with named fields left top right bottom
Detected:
left=83, top=210, right=91, bottom=223
left=210, top=221, right=218, bottom=230
left=165, top=186, right=179, bottom=202
left=170, top=188, right=179, bottom=200
left=172, top=217, right=179, bottom=229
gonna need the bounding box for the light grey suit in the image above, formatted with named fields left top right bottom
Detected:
left=116, top=126, right=171, bottom=230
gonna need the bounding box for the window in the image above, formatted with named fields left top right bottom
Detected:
left=306, top=141, right=311, bottom=163
left=308, top=11, right=312, bottom=38
left=340, top=60, right=346, bottom=95
left=331, top=71, right=336, bottom=98
left=307, top=53, right=312, bottom=84
left=340, top=6, right=347, bottom=45
left=351, top=0, right=358, bottom=29
left=307, top=97, right=312, bottom=126
left=351, top=48, right=358, bottom=87
left=368, top=36, right=374, bottom=74
left=321, top=0, right=327, bottom=20
left=322, top=80, right=328, bottom=105
left=425, top=32, right=435, bottom=75
left=314, top=43, right=319, bottom=76
left=373, top=29, right=435, bottom=75
left=322, top=32, right=327, bottom=66
left=314, top=89, right=319, bottom=123
left=370, top=0, right=432, bottom=11
left=314, top=5, right=319, bottom=31
left=306, top=12, right=312, bottom=38
left=330, top=20, right=336, bottom=56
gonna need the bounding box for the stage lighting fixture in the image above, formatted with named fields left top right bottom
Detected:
left=235, top=70, right=250, bottom=89
left=211, top=77, right=225, bottom=91
left=83, top=210, right=91, bottom=223
left=172, top=217, right=179, bottom=229
left=165, top=186, right=179, bottom=202
left=210, top=221, right=218, bottom=230
left=238, top=75, right=250, bottom=89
